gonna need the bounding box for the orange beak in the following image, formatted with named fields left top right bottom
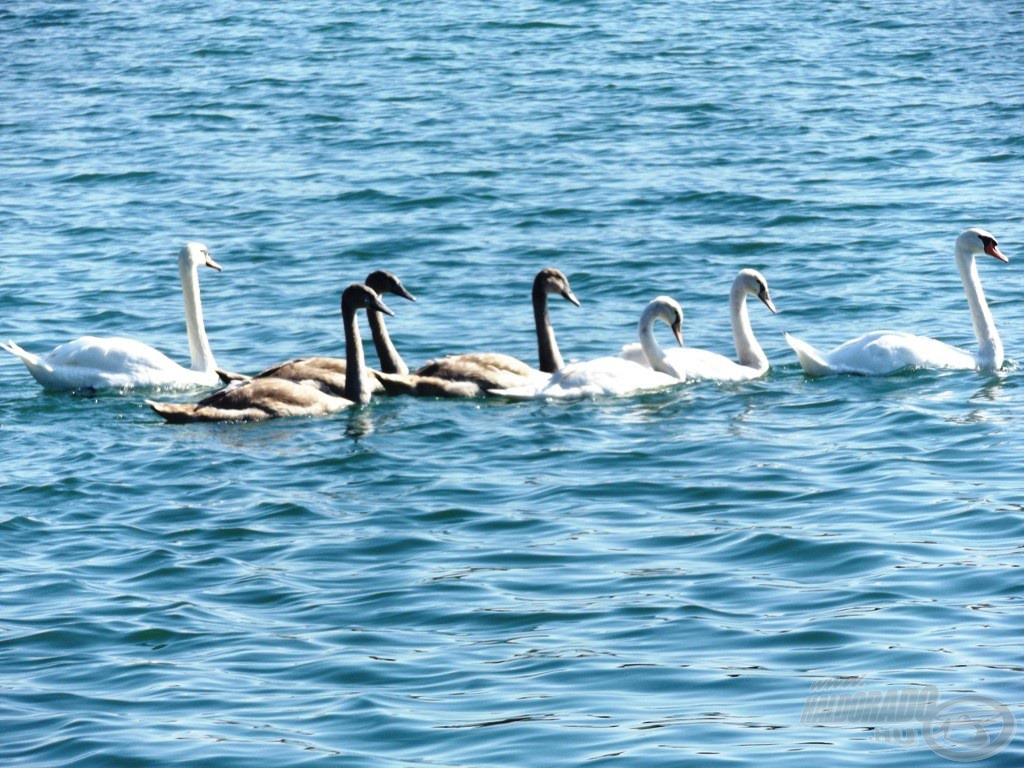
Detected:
left=985, top=241, right=1009, bottom=263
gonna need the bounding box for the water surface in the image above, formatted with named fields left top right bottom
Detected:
left=1, top=2, right=1023, bottom=766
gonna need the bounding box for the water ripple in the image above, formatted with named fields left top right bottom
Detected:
left=2, top=1, right=1024, bottom=766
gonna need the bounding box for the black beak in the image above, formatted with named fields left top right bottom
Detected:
left=393, top=283, right=417, bottom=302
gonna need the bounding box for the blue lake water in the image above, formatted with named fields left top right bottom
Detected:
left=1, top=2, right=1023, bottom=766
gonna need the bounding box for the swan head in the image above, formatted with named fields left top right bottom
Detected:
left=179, top=242, right=222, bottom=272
left=342, top=283, right=394, bottom=317
left=535, top=267, right=581, bottom=307
left=365, top=270, right=416, bottom=303
left=736, top=268, right=777, bottom=313
left=958, top=228, right=1008, bottom=263
left=641, top=295, right=684, bottom=346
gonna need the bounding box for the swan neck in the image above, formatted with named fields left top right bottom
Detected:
left=638, top=308, right=674, bottom=376
left=368, top=310, right=408, bottom=375
left=956, top=244, right=1002, bottom=370
left=534, top=282, right=563, bottom=372
left=731, top=284, right=767, bottom=371
left=344, top=302, right=371, bottom=404
left=179, top=257, right=216, bottom=373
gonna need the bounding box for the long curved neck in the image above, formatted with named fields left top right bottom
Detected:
left=344, top=302, right=372, bottom=404
left=533, top=283, right=563, bottom=373
left=638, top=308, right=674, bottom=376
left=368, top=310, right=407, bottom=375
left=957, top=246, right=1002, bottom=370
left=731, top=285, right=768, bottom=372
left=179, top=259, right=216, bottom=372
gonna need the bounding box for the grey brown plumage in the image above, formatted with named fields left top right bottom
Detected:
left=216, top=270, right=415, bottom=392
left=147, top=377, right=350, bottom=423
left=377, top=268, right=578, bottom=398
left=148, top=284, right=393, bottom=422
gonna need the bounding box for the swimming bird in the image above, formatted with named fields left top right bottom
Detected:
left=785, top=228, right=1007, bottom=376
left=147, top=284, right=392, bottom=422
left=375, top=267, right=579, bottom=397
left=216, top=269, right=416, bottom=394
left=620, top=269, right=777, bottom=382
left=494, top=296, right=683, bottom=399
left=2, top=242, right=222, bottom=390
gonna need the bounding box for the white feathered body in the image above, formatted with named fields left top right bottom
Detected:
left=784, top=228, right=1006, bottom=377
left=2, top=242, right=222, bottom=391
left=785, top=330, right=977, bottom=377
left=494, top=355, right=677, bottom=399
left=618, top=270, right=776, bottom=383
left=620, top=342, right=767, bottom=382
left=1, top=336, right=218, bottom=390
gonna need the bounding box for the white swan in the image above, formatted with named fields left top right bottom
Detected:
left=2, top=242, right=222, bottom=390
left=494, top=296, right=683, bottom=399
left=216, top=269, right=416, bottom=394
left=147, top=284, right=392, bottom=422
left=375, top=267, right=579, bottom=397
left=786, top=228, right=1008, bottom=376
left=620, top=269, right=777, bottom=382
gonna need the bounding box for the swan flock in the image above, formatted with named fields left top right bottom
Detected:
left=1, top=228, right=1011, bottom=422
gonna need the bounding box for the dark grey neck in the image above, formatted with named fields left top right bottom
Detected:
left=343, top=302, right=371, bottom=405
left=533, top=281, right=563, bottom=373
left=368, top=310, right=408, bottom=375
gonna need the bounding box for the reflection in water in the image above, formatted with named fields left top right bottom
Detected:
left=969, top=372, right=1010, bottom=404
left=345, top=408, right=376, bottom=440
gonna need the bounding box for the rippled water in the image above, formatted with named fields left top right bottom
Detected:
left=2, top=2, right=1023, bottom=766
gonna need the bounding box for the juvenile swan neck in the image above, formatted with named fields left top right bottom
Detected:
left=368, top=310, right=408, bottom=375
left=957, top=243, right=1002, bottom=370
left=731, top=282, right=768, bottom=371
left=343, top=298, right=371, bottom=405
left=534, top=280, right=563, bottom=372
left=179, top=255, right=216, bottom=373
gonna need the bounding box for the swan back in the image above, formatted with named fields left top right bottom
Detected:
left=148, top=377, right=350, bottom=422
